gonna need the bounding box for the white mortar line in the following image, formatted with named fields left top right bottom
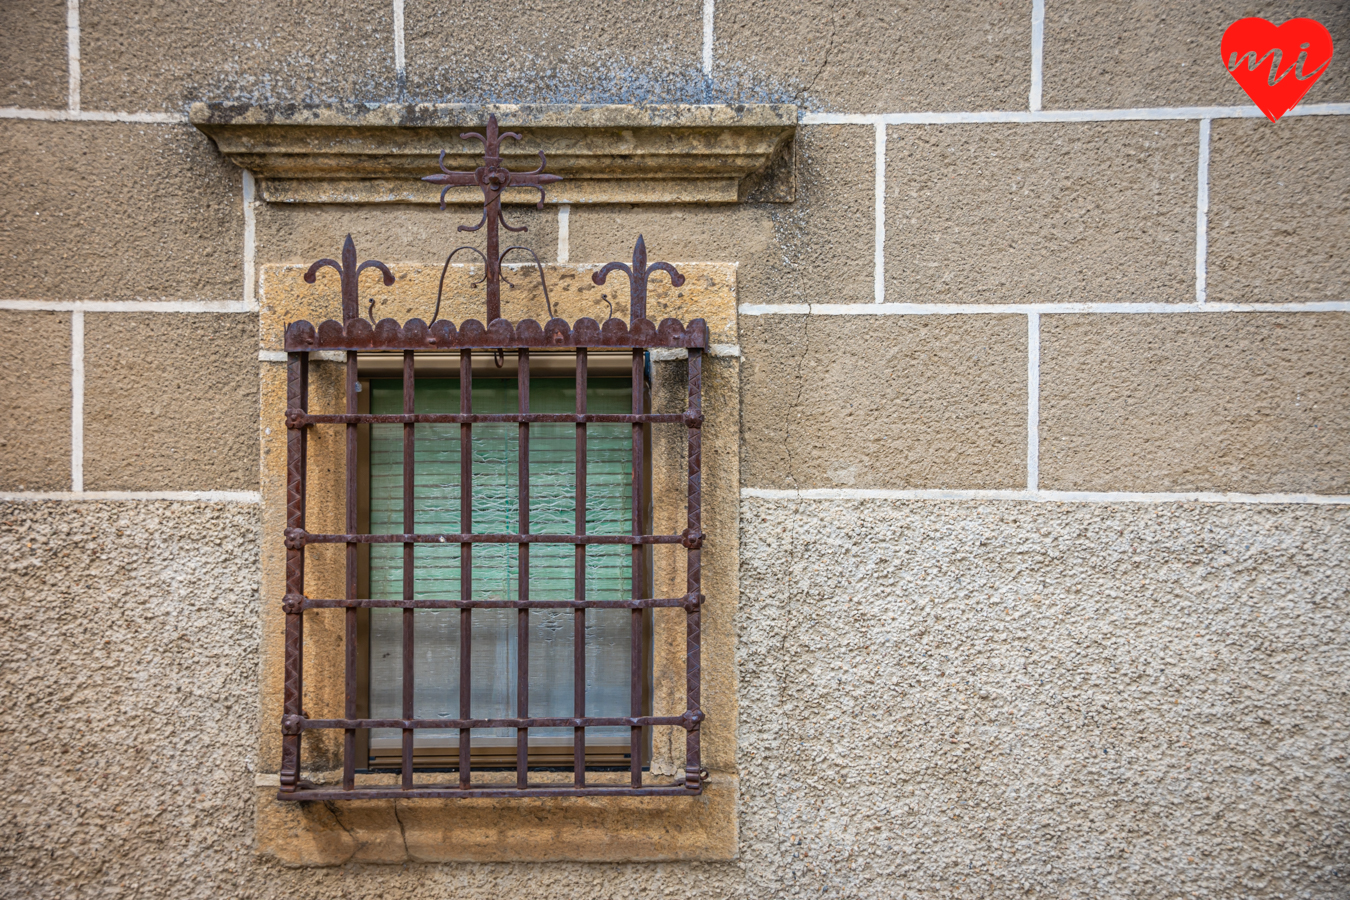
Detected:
left=0, top=490, right=263, bottom=503
left=1026, top=313, right=1039, bottom=491
left=1195, top=118, right=1211, bottom=304
left=243, top=170, right=256, bottom=307
left=801, top=103, right=1350, bottom=125
left=392, top=0, right=406, bottom=95
left=743, top=487, right=1036, bottom=501
left=745, top=303, right=813, bottom=314
left=66, top=0, right=80, bottom=112
left=557, top=203, right=570, bottom=263
left=1034, top=490, right=1350, bottom=505
left=801, top=113, right=883, bottom=124
left=259, top=349, right=346, bottom=362
left=70, top=310, right=84, bottom=492
left=1028, top=0, right=1044, bottom=111
left=0, top=107, right=187, bottom=123
left=702, top=0, right=715, bottom=77
left=741, top=487, right=1350, bottom=505
left=873, top=123, right=886, bottom=303
left=0, top=299, right=257, bottom=313
left=739, top=300, right=1350, bottom=316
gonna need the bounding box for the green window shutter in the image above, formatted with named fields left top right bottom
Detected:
left=367, top=376, right=633, bottom=751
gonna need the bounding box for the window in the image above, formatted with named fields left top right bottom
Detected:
left=278, top=316, right=707, bottom=799
left=361, top=356, right=645, bottom=770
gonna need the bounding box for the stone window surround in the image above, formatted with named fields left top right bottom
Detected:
left=253, top=261, right=741, bottom=865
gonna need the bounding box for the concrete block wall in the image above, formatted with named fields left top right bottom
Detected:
left=2, top=2, right=1348, bottom=897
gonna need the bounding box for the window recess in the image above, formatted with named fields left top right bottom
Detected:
left=360, top=360, right=651, bottom=772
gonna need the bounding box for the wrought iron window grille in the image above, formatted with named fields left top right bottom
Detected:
left=279, top=115, right=707, bottom=800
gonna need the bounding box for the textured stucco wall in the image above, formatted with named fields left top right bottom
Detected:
left=2, top=0, right=1349, bottom=896
left=4, top=500, right=1347, bottom=898
left=737, top=499, right=1350, bottom=898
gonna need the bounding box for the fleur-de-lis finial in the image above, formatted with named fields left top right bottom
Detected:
left=592, top=235, right=685, bottom=325
left=303, top=234, right=395, bottom=325
left=422, top=115, right=563, bottom=323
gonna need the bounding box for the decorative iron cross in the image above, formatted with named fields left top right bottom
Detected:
left=423, top=115, right=562, bottom=323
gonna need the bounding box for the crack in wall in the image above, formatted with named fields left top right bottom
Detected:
left=797, top=10, right=837, bottom=107
left=766, top=495, right=806, bottom=897
left=392, top=799, right=410, bottom=862
left=321, top=800, right=359, bottom=866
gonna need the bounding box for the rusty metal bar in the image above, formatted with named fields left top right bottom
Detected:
left=630, top=348, right=644, bottom=789
left=283, top=785, right=693, bottom=801
left=280, top=352, right=309, bottom=793
left=485, top=173, right=500, bottom=322
left=300, top=714, right=694, bottom=730
left=295, top=595, right=699, bottom=611
left=291, top=412, right=696, bottom=426
left=343, top=351, right=359, bottom=791
left=516, top=348, right=530, bottom=789
left=293, top=531, right=686, bottom=546
left=402, top=350, right=416, bottom=789
left=686, top=348, right=704, bottom=791
left=459, top=349, right=473, bottom=790
left=574, top=348, right=587, bottom=787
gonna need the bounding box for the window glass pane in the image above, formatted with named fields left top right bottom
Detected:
left=367, top=374, right=633, bottom=756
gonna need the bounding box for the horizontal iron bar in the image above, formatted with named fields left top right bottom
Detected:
left=278, top=784, right=700, bottom=800
left=300, top=715, right=691, bottom=730
left=291, top=530, right=686, bottom=547
left=298, top=595, right=702, bottom=611
left=290, top=411, right=700, bottom=426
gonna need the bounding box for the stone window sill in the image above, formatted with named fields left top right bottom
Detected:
left=253, top=774, right=737, bottom=865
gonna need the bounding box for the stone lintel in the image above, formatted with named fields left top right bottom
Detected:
left=190, top=102, right=797, bottom=205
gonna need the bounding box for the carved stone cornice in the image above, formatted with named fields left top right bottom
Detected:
left=190, top=102, right=797, bottom=205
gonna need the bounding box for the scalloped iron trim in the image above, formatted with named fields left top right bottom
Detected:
left=284, top=316, right=709, bottom=352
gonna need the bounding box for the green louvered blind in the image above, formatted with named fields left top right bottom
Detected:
left=367, top=376, right=634, bottom=760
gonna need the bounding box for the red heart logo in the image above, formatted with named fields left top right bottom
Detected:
left=1222, top=17, right=1334, bottom=121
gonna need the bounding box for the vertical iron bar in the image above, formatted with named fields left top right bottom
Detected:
left=573, top=348, right=587, bottom=787
left=343, top=351, right=358, bottom=791
left=401, top=350, right=415, bottom=789
left=458, top=349, right=472, bottom=789
left=686, top=349, right=704, bottom=790
left=516, top=349, right=530, bottom=789
left=485, top=196, right=501, bottom=322
left=280, top=352, right=309, bottom=792
left=299, top=355, right=307, bottom=739
left=630, top=348, right=644, bottom=788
